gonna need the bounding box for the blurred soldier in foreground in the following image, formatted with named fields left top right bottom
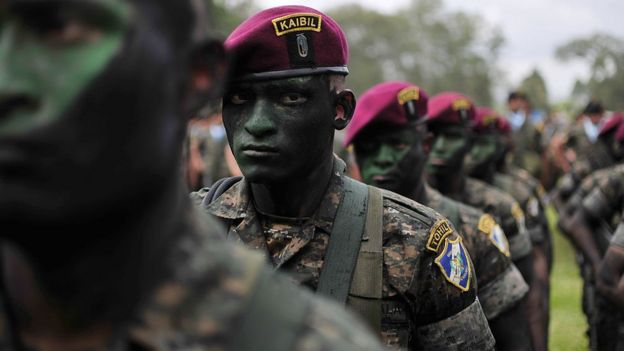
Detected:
left=424, top=92, right=541, bottom=348
left=195, top=6, right=494, bottom=350
left=345, top=81, right=531, bottom=350
left=465, top=108, right=552, bottom=351
left=506, top=91, right=543, bottom=182
left=560, top=164, right=624, bottom=350
left=0, top=1, right=387, bottom=350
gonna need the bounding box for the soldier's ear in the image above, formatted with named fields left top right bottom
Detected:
left=333, top=90, right=356, bottom=130
left=184, top=39, right=230, bottom=118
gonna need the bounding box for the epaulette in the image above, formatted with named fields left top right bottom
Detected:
left=379, top=188, right=436, bottom=226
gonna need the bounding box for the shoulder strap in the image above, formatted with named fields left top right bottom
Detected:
left=317, top=177, right=369, bottom=303
left=201, top=176, right=243, bottom=207
left=348, top=186, right=384, bottom=333
left=230, top=267, right=310, bottom=351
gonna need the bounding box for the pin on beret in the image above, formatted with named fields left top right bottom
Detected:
left=345, top=81, right=428, bottom=146
left=225, top=6, right=349, bottom=81
left=427, top=92, right=475, bottom=126
left=473, top=107, right=503, bottom=134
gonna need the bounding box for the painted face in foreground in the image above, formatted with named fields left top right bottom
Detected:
left=223, top=75, right=337, bottom=183
left=0, top=0, right=129, bottom=136
left=426, top=124, right=471, bottom=176
left=354, top=123, right=427, bottom=195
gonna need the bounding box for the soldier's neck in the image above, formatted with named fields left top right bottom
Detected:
left=0, top=177, right=191, bottom=348
left=250, top=156, right=334, bottom=218
left=408, top=177, right=427, bottom=204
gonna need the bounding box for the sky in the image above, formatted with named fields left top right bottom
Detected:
left=255, top=0, right=624, bottom=102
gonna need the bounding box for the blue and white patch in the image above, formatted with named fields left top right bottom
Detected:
left=491, top=224, right=510, bottom=257
left=435, top=237, right=471, bottom=292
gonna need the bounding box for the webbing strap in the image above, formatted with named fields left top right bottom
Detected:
left=317, top=177, right=369, bottom=303
left=230, top=267, right=310, bottom=351
left=348, top=186, right=384, bottom=332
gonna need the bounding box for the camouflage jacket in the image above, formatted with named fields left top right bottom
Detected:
left=494, top=170, right=548, bottom=245
left=576, top=164, right=624, bottom=232
left=0, top=211, right=386, bottom=351
left=195, top=158, right=495, bottom=350
left=461, top=178, right=533, bottom=262
left=424, top=185, right=528, bottom=320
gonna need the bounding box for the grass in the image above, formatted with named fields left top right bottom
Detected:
left=547, top=206, right=588, bottom=350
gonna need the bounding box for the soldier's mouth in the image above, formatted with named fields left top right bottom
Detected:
left=0, top=95, right=40, bottom=123
left=428, top=158, right=448, bottom=166
left=241, top=144, right=279, bottom=158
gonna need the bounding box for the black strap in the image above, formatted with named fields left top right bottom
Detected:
left=201, top=176, right=243, bottom=207
left=230, top=265, right=310, bottom=351
left=317, top=177, right=369, bottom=303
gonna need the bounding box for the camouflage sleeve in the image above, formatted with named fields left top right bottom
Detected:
left=504, top=201, right=532, bottom=261
left=581, top=173, right=624, bottom=221
left=380, top=193, right=495, bottom=350
left=612, top=221, right=624, bottom=249
left=461, top=209, right=528, bottom=320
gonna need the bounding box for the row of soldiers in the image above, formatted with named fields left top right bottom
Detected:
left=0, top=1, right=621, bottom=350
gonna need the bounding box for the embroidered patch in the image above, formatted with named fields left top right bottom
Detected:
left=478, top=214, right=510, bottom=256
left=272, top=13, right=323, bottom=36
left=426, top=219, right=454, bottom=252
left=451, top=98, right=471, bottom=111
left=397, top=87, right=420, bottom=105
left=435, top=237, right=471, bottom=292
left=511, top=202, right=527, bottom=232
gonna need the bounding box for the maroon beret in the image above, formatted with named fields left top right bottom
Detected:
left=344, top=81, right=428, bottom=146
left=225, top=6, right=349, bottom=81
left=599, top=112, right=624, bottom=139
left=473, top=107, right=502, bottom=134
left=427, top=92, right=475, bottom=126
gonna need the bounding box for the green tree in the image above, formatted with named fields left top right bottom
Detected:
left=519, top=69, right=550, bottom=112
left=329, top=0, right=504, bottom=105
left=556, top=33, right=624, bottom=110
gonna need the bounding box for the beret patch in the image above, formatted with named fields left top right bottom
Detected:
left=272, top=13, right=323, bottom=36
left=397, top=86, right=420, bottom=105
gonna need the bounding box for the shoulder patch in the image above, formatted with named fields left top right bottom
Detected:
left=527, top=197, right=540, bottom=217
left=426, top=219, right=454, bottom=252
left=478, top=214, right=510, bottom=256
left=435, top=237, right=471, bottom=292
left=511, top=202, right=524, bottom=221
left=272, top=13, right=323, bottom=36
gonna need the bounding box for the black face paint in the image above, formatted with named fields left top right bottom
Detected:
left=223, top=75, right=336, bottom=184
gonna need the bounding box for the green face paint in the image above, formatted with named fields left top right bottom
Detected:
left=426, top=126, right=470, bottom=175
left=0, top=0, right=129, bottom=136
left=465, top=134, right=499, bottom=175
left=355, top=128, right=414, bottom=185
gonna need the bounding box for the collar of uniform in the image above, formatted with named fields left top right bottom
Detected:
left=205, top=156, right=347, bottom=234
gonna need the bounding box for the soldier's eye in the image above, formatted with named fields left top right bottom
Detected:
left=229, top=92, right=251, bottom=105
left=40, top=20, right=102, bottom=45
left=280, top=93, right=307, bottom=106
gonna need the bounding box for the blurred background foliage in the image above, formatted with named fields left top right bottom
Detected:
left=205, top=0, right=624, bottom=114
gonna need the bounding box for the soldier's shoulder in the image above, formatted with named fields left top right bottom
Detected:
left=380, top=188, right=441, bottom=228
left=467, top=177, right=517, bottom=206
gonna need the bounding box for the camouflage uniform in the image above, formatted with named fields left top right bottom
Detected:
left=570, top=164, right=624, bottom=350
left=196, top=158, right=495, bottom=350
left=509, top=118, right=543, bottom=179
left=462, top=177, right=533, bottom=263
left=0, top=213, right=387, bottom=351
left=423, top=185, right=528, bottom=320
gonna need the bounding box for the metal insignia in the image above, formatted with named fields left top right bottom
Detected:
left=296, top=33, right=309, bottom=57
left=435, top=237, right=471, bottom=292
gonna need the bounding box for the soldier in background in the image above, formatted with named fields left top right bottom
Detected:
left=425, top=92, right=545, bottom=349
left=196, top=6, right=495, bottom=350
left=0, top=1, right=387, bottom=350
left=506, top=91, right=544, bottom=183
left=345, top=81, right=532, bottom=350
left=465, top=107, right=552, bottom=351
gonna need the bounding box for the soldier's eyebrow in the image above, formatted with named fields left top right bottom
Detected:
left=9, top=0, right=127, bottom=28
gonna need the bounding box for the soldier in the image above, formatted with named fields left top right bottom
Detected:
left=424, top=92, right=539, bottom=345
left=465, top=107, right=552, bottom=351
left=195, top=6, right=495, bottom=350
left=599, top=218, right=624, bottom=312
left=0, top=1, right=388, bottom=350
left=506, top=91, right=543, bottom=181
left=560, top=164, right=624, bottom=350
left=345, top=81, right=531, bottom=350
